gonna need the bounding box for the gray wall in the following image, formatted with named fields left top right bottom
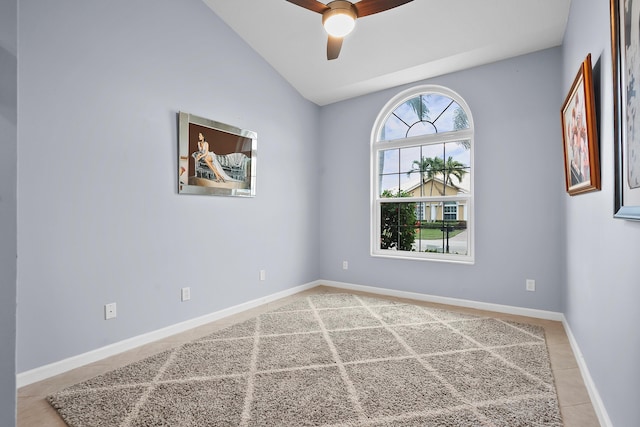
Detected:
left=0, top=0, right=17, bottom=424
left=562, top=0, right=640, bottom=425
left=318, top=48, right=566, bottom=313
left=17, top=0, right=320, bottom=372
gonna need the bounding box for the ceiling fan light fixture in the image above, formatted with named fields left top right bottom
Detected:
left=322, top=3, right=357, bottom=37
left=286, top=0, right=414, bottom=60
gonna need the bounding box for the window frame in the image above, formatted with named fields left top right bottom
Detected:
left=370, top=85, right=474, bottom=263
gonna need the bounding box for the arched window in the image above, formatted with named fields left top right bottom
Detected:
left=371, top=85, right=474, bottom=263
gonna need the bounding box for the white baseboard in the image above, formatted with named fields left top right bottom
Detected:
left=20, top=271, right=603, bottom=427
left=17, top=281, right=318, bottom=388
left=562, top=317, right=613, bottom=427
left=320, top=280, right=564, bottom=321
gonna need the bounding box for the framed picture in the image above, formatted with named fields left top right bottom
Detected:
left=611, top=0, right=640, bottom=219
left=561, top=53, right=601, bottom=196
left=178, top=112, right=257, bottom=197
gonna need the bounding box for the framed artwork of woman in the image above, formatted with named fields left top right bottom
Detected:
left=178, top=112, right=257, bottom=197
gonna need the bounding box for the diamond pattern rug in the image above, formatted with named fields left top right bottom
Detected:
left=47, top=293, right=563, bottom=426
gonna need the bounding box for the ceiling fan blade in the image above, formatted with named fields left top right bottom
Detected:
left=354, top=0, right=413, bottom=17
left=286, top=0, right=329, bottom=14
left=327, top=36, right=343, bottom=60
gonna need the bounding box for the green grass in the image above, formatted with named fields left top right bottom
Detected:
left=416, top=228, right=464, bottom=240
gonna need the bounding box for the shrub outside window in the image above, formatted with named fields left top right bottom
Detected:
left=371, top=85, right=474, bottom=263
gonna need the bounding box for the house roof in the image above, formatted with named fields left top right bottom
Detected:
left=390, top=175, right=469, bottom=195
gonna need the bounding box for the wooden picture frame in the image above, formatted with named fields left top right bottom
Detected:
left=561, top=54, right=601, bottom=196
left=611, top=0, right=640, bottom=219
left=178, top=112, right=257, bottom=197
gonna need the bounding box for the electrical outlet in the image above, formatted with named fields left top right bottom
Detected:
left=181, top=287, right=191, bottom=302
left=104, top=303, right=117, bottom=320
left=342, top=260, right=349, bottom=270
left=260, top=270, right=266, bottom=281
left=526, top=279, right=536, bottom=292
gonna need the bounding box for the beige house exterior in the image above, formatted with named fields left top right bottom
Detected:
left=405, top=178, right=468, bottom=222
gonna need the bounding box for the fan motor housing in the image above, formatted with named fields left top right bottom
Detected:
left=322, top=0, right=358, bottom=24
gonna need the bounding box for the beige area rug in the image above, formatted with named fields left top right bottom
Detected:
left=48, top=293, right=563, bottom=426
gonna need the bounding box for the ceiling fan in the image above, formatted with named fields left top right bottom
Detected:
left=286, top=0, right=414, bottom=60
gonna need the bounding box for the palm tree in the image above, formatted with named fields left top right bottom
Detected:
left=408, top=155, right=467, bottom=195
left=442, top=156, right=467, bottom=187
left=407, top=156, right=444, bottom=196
left=453, top=106, right=468, bottom=130
left=407, top=95, right=429, bottom=122
left=453, top=107, right=471, bottom=149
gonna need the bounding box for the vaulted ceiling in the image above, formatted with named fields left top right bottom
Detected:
left=203, top=0, right=571, bottom=106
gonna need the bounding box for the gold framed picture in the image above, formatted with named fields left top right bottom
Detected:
left=561, top=54, right=600, bottom=196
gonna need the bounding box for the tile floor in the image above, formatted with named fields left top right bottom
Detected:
left=17, top=285, right=601, bottom=426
